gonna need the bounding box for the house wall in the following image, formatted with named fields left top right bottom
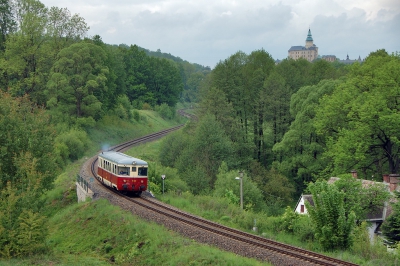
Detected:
left=294, top=196, right=308, bottom=214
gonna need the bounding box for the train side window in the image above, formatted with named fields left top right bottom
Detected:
left=132, top=167, right=136, bottom=172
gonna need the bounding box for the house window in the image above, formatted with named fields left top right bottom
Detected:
left=300, top=205, right=305, bottom=213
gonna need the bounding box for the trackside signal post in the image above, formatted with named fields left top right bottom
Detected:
left=162, top=175, right=166, bottom=194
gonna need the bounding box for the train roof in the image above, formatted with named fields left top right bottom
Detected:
left=98, top=151, right=148, bottom=166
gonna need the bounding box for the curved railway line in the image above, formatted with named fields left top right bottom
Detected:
left=80, top=111, right=359, bottom=266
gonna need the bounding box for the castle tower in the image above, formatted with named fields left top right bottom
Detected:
left=288, top=28, right=318, bottom=62
left=305, top=28, right=313, bottom=48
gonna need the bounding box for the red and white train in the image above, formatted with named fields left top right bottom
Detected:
left=97, top=151, right=148, bottom=195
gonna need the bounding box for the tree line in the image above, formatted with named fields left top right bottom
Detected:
left=160, top=49, right=399, bottom=197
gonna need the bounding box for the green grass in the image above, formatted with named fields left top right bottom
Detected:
left=42, top=199, right=269, bottom=266
left=87, top=110, right=186, bottom=154
left=124, top=139, right=163, bottom=163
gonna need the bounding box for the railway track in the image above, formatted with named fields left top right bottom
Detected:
left=82, top=111, right=359, bottom=266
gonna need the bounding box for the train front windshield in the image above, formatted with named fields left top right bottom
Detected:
left=138, top=167, right=148, bottom=176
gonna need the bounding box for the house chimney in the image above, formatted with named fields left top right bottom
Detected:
left=383, top=174, right=390, bottom=183
left=389, top=174, right=399, bottom=192
left=351, top=170, right=357, bottom=179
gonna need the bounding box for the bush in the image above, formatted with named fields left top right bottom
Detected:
left=167, top=178, right=189, bottom=195
left=292, top=215, right=315, bottom=242
left=131, top=109, right=140, bottom=121
left=279, top=206, right=300, bottom=233
left=142, top=103, right=152, bottom=110
left=113, top=103, right=129, bottom=119
left=155, top=103, right=175, bottom=120
left=54, top=129, right=90, bottom=162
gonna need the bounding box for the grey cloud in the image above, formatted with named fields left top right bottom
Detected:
left=312, top=10, right=399, bottom=60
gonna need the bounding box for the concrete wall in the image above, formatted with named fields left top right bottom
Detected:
left=76, top=182, right=94, bottom=203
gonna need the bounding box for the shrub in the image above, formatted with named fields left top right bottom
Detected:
left=156, top=103, right=175, bottom=120
left=167, top=178, right=189, bottom=195
left=131, top=109, right=140, bottom=121
left=142, top=103, right=152, bottom=110
left=113, top=103, right=128, bottom=119
left=292, top=215, right=315, bottom=242
left=54, top=129, right=90, bottom=161
left=279, top=206, right=299, bottom=233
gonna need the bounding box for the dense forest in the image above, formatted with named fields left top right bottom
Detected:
left=1, top=0, right=400, bottom=260
left=160, top=49, right=400, bottom=199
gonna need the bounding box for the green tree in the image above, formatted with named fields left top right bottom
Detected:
left=0, top=91, right=57, bottom=191
left=213, top=163, right=266, bottom=212
left=305, top=180, right=356, bottom=250
left=46, top=41, right=108, bottom=126
left=158, top=130, right=190, bottom=168
left=245, top=50, right=275, bottom=165
left=173, top=113, right=234, bottom=193
left=333, top=175, right=390, bottom=221
left=262, top=71, right=290, bottom=165
left=305, top=175, right=390, bottom=250
left=47, top=7, right=88, bottom=44
left=273, top=79, right=340, bottom=193
left=275, top=58, right=312, bottom=95
left=382, top=191, right=400, bottom=242
left=314, top=50, right=400, bottom=177
left=0, top=0, right=16, bottom=51
left=4, top=0, right=49, bottom=103
left=191, top=113, right=234, bottom=187
left=91, top=37, right=127, bottom=111
left=146, top=57, right=183, bottom=106
left=309, top=59, right=338, bottom=84
left=46, top=6, right=89, bottom=57
left=0, top=91, right=56, bottom=257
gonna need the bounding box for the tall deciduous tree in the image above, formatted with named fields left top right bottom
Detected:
left=46, top=41, right=108, bottom=126
left=173, top=113, right=234, bottom=194
left=5, top=0, right=48, bottom=103
left=273, top=79, right=340, bottom=193
left=314, top=50, right=400, bottom=177
left=245, top=50, right=275, bottom=165
left=262, top=71, right=290, bottom=164
left=46, top=6, right=89, bottom=55
left=0, top=0, right=16, bottom=51
left=147, top=57, right=183, bottom=106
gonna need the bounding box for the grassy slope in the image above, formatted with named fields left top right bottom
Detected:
left=0, top=110, right=270, bottom=266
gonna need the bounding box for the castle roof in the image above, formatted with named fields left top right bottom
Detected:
left=288, top=45, right=317, bottom=52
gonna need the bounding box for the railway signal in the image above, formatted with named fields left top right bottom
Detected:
left=162, top=174, right=166, bottom=194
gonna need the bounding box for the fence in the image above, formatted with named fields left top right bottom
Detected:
left=77, top=174, right=90, bottom=192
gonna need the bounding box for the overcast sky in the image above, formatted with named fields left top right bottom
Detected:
left=40, top=0, right=399, bottom=68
